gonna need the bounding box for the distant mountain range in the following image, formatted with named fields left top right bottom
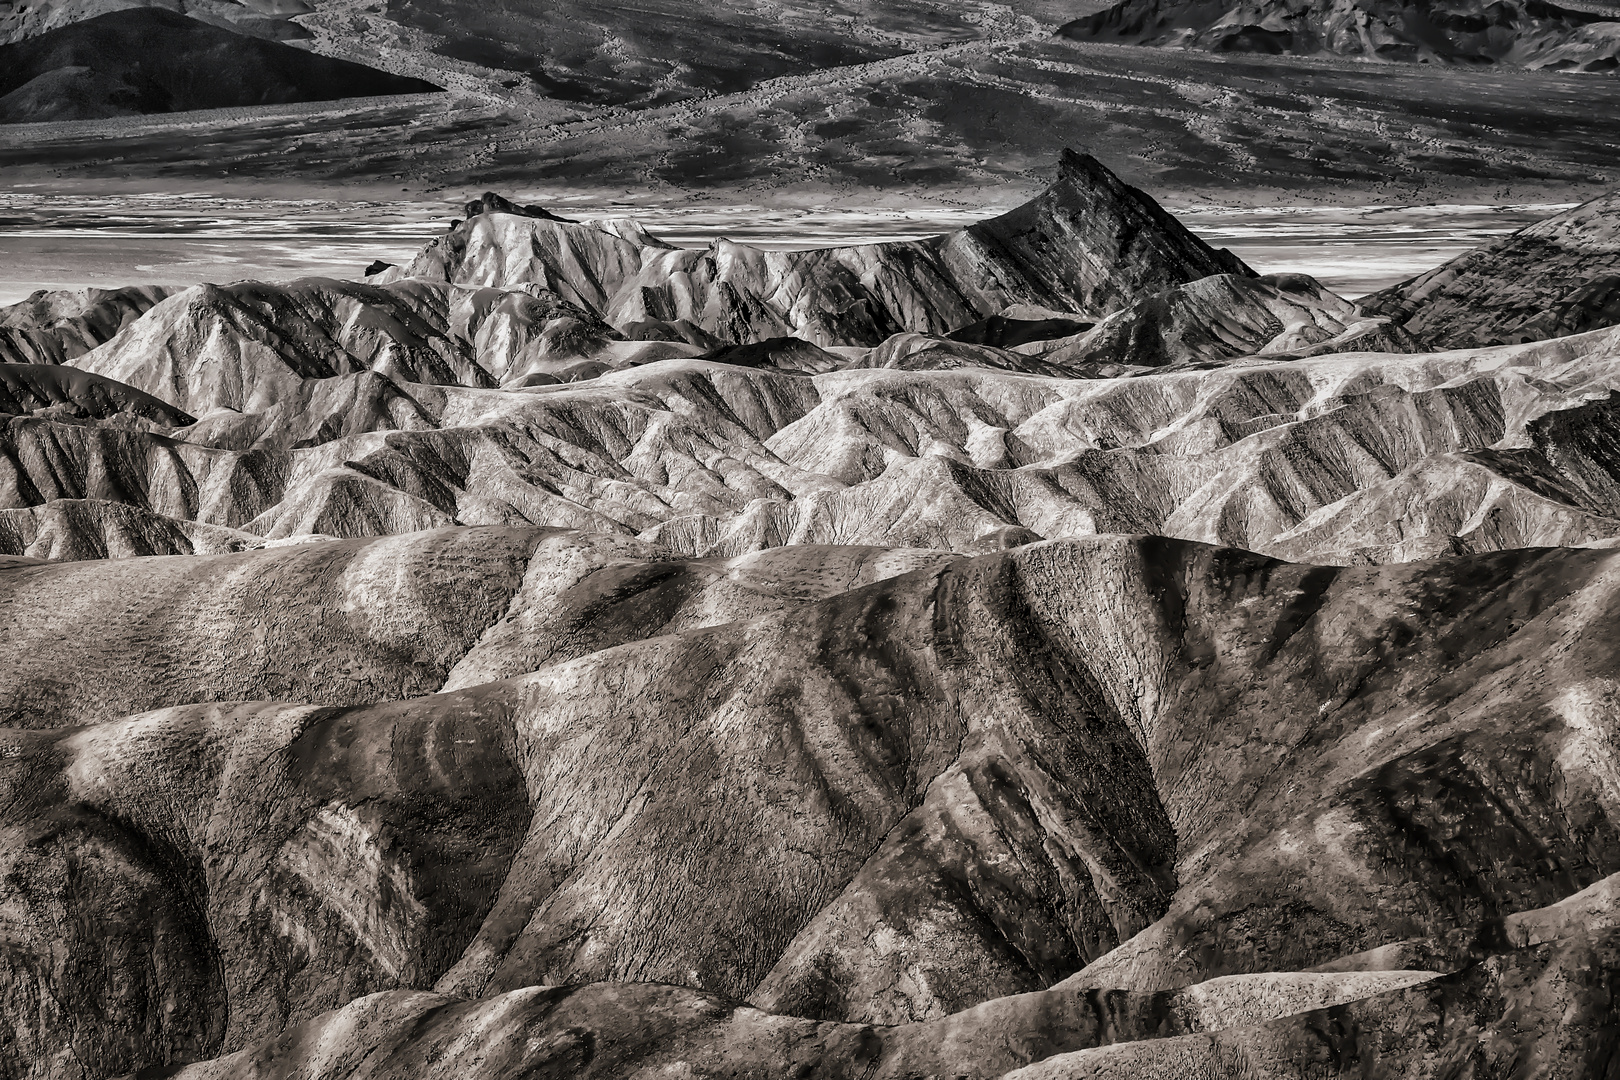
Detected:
left=3, top=0, right=1620, bottom=198
left=1062, top=0, right=1620, bottom=70
left=0, top=7, right=437, bottom=123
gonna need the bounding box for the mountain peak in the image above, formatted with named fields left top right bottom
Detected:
left=958, top=147, right=1254, bottom=317
left=413, top=151, right=1249, bottom=345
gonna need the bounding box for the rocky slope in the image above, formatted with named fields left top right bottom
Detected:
left=1362, top=188, right=1620, bottom=348
left=1061, top=0, right=1620, bottom=70
left=0, top=532, right=1616, bottom=1078
left=0, top=7, right=436, bottom=123
left=3, top=154, right=1620, bottom=1079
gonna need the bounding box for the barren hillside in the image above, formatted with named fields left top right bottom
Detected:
left=1, top=152, right=1618, bottom=1079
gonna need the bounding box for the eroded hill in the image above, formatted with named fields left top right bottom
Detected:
left=2, top=532, right=1617, bottom=1078
left=1, top=152, right=1619, bottom=1079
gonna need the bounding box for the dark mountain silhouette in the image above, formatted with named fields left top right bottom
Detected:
left=0, top=7, right=438, bottom=123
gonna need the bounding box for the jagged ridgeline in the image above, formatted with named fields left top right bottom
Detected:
left=1, top=149, right=1620, bottom=1079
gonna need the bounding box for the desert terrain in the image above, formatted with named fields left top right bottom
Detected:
left=2, top=2, right=1620, bottom=1078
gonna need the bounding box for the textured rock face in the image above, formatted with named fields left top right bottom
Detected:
left=2, top=533, right=1618, bottom=1078
left=1362, top=190, right=1620, bottom=348
left=406, top=150, right=1253, bottom=347
left=1062, top=0, right=1620, bottom=71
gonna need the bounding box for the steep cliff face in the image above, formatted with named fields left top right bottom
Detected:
left=0, top=533, right=1616, bottom=1078
left=1362, top=190, right=1620, bottom=348
left=1062, top=0, right=1620, bottom=71
left=406, top=151, right=1253, bottom=348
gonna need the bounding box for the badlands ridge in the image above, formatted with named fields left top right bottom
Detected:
left=1, top=151, right=1619, bottom=1078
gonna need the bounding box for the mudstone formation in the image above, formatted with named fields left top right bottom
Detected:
left=1, top=150, right=1619, bottom=1079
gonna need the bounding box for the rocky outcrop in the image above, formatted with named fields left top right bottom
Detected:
left=462, top=191, right=574, bottom=223
left=1361, top=190, right=1620, bottom=348
left=947, top=312, right=1094, bottom=350
left=1, top=531, right=1617, bottom=1077
left=1061, top=0, right=1620, bottom=71
left=0, top=7, right=436, bottom=124
left=405, top=150, right=1253, bottom=348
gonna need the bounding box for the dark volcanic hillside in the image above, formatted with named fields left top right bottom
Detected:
left=0, top=0, right=319, bottom=45
left=0, top=7, right=437, bottom=123
left=1061, top=0, right=1620, bottom=70
left=3, top=152, right=1620, bottom=1079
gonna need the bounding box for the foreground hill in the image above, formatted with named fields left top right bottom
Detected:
left=0, top=7, right=437, bottom=123
left=1060, top=0, right=1620, bottom=70
left=0, top=531, right=1615, bottom=1077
